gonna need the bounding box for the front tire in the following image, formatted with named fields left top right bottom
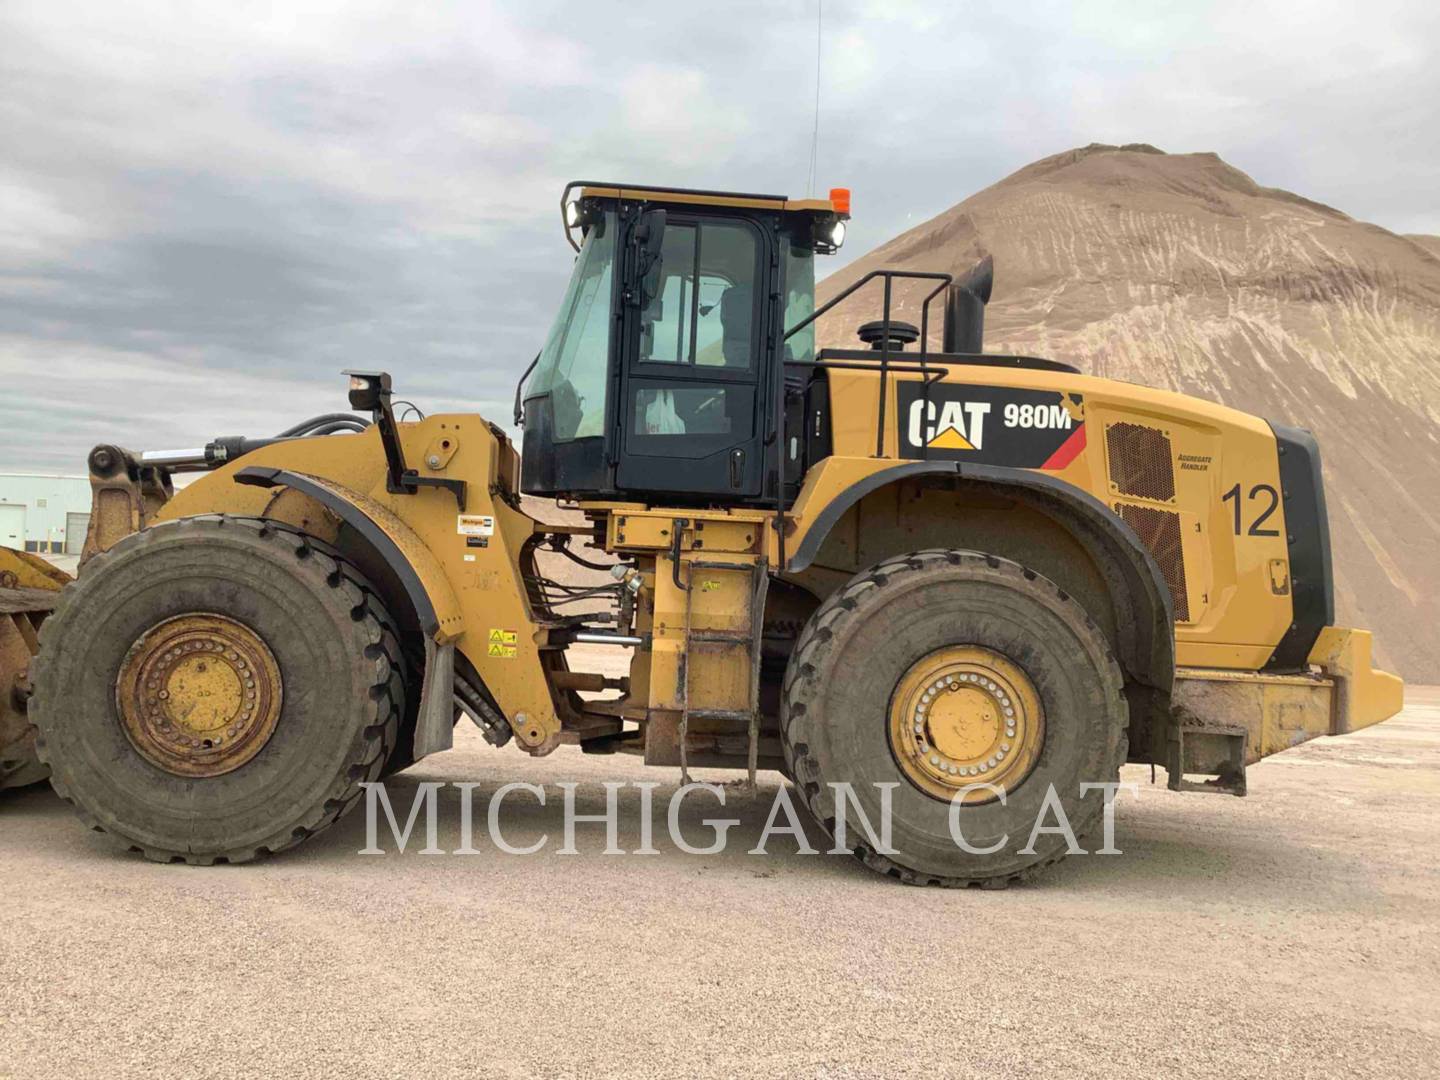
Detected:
left=31, top=516, right=402, bottom=864
left=781, top=549, right=1128, bottom=886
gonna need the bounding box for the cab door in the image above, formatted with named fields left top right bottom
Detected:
left=616, top=214, right=768, bottom=499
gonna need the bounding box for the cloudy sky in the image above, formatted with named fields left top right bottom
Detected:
left=1, top=0, right=1436, bottom=474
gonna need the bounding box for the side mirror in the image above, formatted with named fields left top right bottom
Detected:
left=635, top=209, right=667, bottom=305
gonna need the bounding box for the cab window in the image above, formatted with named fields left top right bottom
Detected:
left=782, top=235, right=815, bottom=365
left=639, top=220, right=758, bottom=370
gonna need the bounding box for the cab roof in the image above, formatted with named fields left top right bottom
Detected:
left=561, top=179, right=846, bottom=250
left=576, top=183, right=837, bottom=214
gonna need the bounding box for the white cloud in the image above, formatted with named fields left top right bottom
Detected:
left=616, top=65, right=750, bottom=166
left=827, top=29, right=876, bottom=95
left=0, top=0, right=1435, bottom=473
left=0, top=175, right=95, bottom=256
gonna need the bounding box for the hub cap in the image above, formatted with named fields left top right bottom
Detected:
left=116, top=614, right=282, bottom=777
left=888, top=645, right=1044, bottom=803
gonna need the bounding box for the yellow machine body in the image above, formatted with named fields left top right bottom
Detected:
left=138, top=353, right=1400, bottom=787
left=45, top=180, right=1397, bottom=807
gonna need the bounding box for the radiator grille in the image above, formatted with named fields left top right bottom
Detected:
left=1106, top=422, right=1176, bottom=502
left=1116, top=503, right=1190, bottom=623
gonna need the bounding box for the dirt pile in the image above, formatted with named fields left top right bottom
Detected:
left=819, top=144, right=1440, bottom=680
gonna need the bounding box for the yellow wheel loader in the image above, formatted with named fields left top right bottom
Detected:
left=0, top=549, right=70, bottom=789
left=20, top=182, right=1403, bottom=883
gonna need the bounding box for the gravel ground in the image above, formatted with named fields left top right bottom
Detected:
left=2, top=685, right=1437, bottom=1079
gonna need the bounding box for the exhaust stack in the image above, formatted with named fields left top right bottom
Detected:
left=942, top=255, right=994, bottom=354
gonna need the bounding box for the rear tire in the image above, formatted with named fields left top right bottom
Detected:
left=781, top=549, right=1128, bottom=886
left=31, top=516, right=402, bottom=864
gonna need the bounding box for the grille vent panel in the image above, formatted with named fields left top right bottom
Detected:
left=1107, top=422, right=1176, bottom=502
left=1116, top=503, right=1191, bottom=623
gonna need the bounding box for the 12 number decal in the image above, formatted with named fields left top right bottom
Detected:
left=1222, top=483, right=1280, bottom=537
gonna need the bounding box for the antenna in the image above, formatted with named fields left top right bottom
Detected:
left=806, top=0, right=822, bottom=196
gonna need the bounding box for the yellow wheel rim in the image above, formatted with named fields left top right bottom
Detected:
left=116, top=614, right=283, bottom=778
left=888, top=645, right=1044, bottom=803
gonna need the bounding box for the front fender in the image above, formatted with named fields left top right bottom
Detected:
left=232, top=467, right=463, bottom=757
left=234, top=467, right=463, bottom=642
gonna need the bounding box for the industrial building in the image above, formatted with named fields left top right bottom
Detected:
left=0, top=474, right=91, bottom=554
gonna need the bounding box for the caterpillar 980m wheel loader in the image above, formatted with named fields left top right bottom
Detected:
left=18, top=182, right=1403, bottom=884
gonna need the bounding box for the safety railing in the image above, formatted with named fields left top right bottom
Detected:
left=773, top=269, right=956, bottom=565
left=783, top=269, right=952, bottom=459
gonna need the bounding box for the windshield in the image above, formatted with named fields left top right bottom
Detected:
left=529, top=212, right=617, bottom=441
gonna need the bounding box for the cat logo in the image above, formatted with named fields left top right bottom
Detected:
left=897, top=383, right=1087, bottom=469
left=908, top=399, right=991, bottom=451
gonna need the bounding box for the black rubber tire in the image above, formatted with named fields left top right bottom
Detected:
left=375, top=630, right=420, bottom=778
left=781, top=549, right=1128, bottom=887
left=30, top=516, right=402, bottom=864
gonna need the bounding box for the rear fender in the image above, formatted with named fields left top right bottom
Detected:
left=787, top=460, right=1176, bottom=694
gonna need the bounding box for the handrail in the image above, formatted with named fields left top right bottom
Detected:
left=782, top=268, right=952, bottom=342
left=513, top=352, right=541, bottom=426
left=784, top=269, right=953, bottom=458
left=775, top=268, right=958, bottom=558
left=783, top=357, right=951, bottom=376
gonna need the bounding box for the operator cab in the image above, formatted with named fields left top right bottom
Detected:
left=519, top=182, right=848, bottom=504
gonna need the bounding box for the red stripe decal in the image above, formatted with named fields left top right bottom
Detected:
left=1040, top=423, right=1086, bottom=470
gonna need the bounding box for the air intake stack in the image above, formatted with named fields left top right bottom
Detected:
left=942, top=254, right=994, bottom=354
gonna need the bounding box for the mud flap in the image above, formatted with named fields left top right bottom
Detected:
left=413, top=638, right=455, bottom=758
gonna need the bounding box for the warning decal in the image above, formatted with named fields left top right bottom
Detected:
left=896, top=383, right=1086, bottom=469
left=487, top=628, right=518, bottom=659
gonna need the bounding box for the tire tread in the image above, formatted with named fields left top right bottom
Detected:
left=780, top=548, right=1129, bottom=887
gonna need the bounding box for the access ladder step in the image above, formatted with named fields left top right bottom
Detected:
left=685, top=708, right=755, bottom=723
left=1167, top=719, right=1248, bottom=797
left=687, top=630, right=753, bottom=645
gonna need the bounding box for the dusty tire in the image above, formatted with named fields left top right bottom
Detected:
left=781, top=549, right=1128, bottom=887
left=375, top=628, right=419, bottom=778
left=30, top=516, right=401, bottom=864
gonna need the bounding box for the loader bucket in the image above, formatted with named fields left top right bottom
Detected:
left=0, top=548, right=70, bottom=790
